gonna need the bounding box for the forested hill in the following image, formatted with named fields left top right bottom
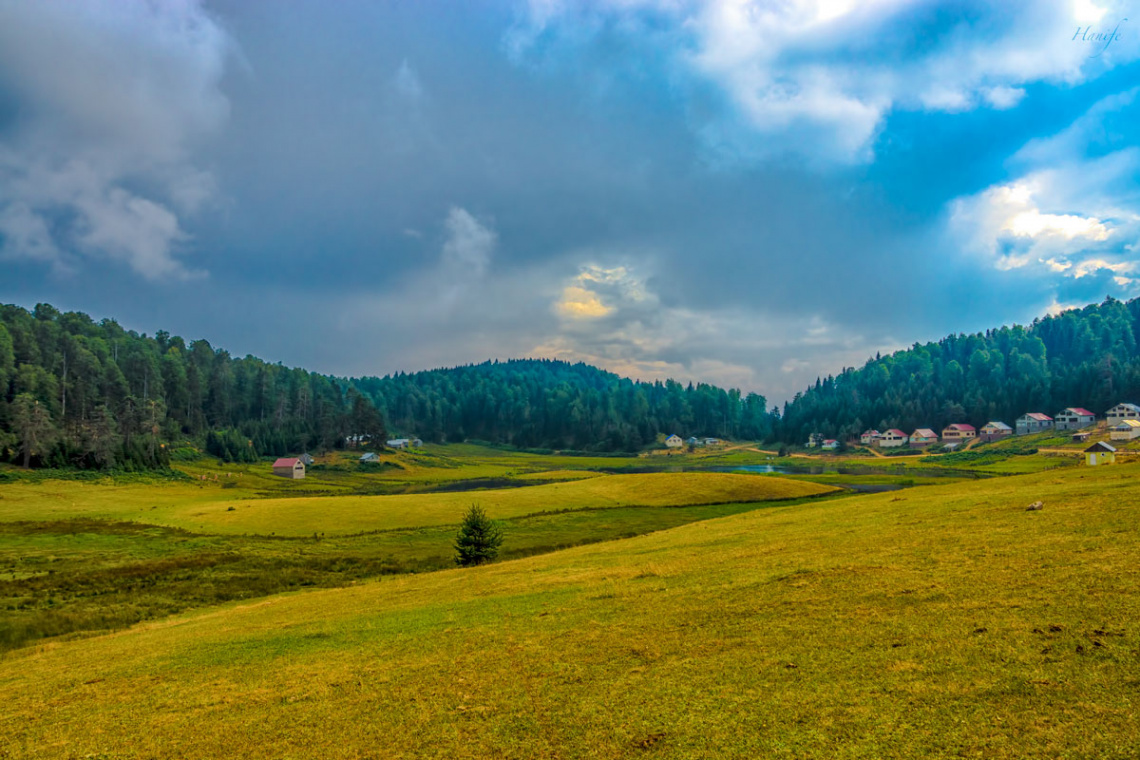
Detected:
left=778, top=296, right=1140, bottom=443
left=0, top=303, right=774, bottom=469
left=355, top=360, right=774, bottom=451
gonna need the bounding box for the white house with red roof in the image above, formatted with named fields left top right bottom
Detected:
left=941, top=423, right=976, bottom=443
left=859, top=429, right=881, bottom=445
left=1016, top=412, right=1053, bottom=435
left=879, top=429, right=908, bottom=447
left=272, top=457, right=305, bottom=479
left=1055, top=408, right=1096, bottom=431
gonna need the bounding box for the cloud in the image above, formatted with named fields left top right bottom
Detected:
left=948, top=86, right=1140, bottom=296
left=556, top=286, right=614, bottom=318
left=506, top=0, right=1140, bottom=164
left=0, top=1, right=231, bottom=280
left=441, top=206, right=495, bottom=278
left=537, top=260, right=886, bottom=397
left=394, top=59, right=425, bottom=101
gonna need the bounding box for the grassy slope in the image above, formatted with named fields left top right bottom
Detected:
left=0, top=472, right=836, bottom=536
left=3, top=464, right=1138, bottom=758
left=4, top=499, right=832, bottom=653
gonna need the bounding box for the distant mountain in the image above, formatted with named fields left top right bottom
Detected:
left=0, top=304, right=774, bottom=469
left=778, top=296, right=1140, bottom=443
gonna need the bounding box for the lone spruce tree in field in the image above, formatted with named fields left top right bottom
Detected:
left=455, top=504, right=503, bottom=567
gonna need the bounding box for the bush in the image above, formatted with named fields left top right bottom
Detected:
left=454, top=504, right=504, bottom=567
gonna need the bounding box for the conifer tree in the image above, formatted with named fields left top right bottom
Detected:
left=454, top=504, right=503, bottom=567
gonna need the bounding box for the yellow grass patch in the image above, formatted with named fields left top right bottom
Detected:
left=161, top=472, right=836, bottom=535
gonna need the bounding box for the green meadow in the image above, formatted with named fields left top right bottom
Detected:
left=0, top=449, right=837, bottom=652
left=1, top=459, right=1138, bottom=758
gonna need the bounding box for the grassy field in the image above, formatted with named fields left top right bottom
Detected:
left=0, top=471, right=835, bottom=536
left=2, top=461, right=1138, bottom=757
left=0, top=462, right=837, bottom=652
left=1, top=496, right=844, bottom=653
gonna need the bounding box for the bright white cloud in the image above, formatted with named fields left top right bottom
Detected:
left=0, top=1, right=231, bottom=279
left=507, top=0, right=1139, bottom=163
left=949, top=84, right=1140, bottom=293
left=951, top=173, right=1129, bottom=273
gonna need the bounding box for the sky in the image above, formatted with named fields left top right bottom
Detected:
left=2, top=1, right=1140, bottom=403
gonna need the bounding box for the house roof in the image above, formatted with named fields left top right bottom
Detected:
left=1063, top=408, right=1095, bottom=417
left=823, top=439, right=838, bottom=444
left=912, top=428, right=937, bottom=438
left=1112, top=419, right=1140, bottom=429
left=387, top=438, right=409, bottom=445
left=272, top=457, right=300, bottom=468
left=884, top=428, right=907, bottom=436
left=1110, top=402, right=1140, bottom=412
left=1086, top=441, right=1116, bottom=453
left=1021, top=412, right=1053, bottom=421
left=944, top=423, right=976, bottom=432
left=861, top=429, right=880, bottom=436
left=983, top=421, right=1012, bottom=430
left=360, top=452, right=379, bottom=460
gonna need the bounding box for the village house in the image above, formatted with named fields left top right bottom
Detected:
left=1016, top=412, right=1053, bottom=435
left=941, top=423, right=977, bottom=443
left=360, top=452, right=380, bottom=463
left=1109, top=419, right=1140, bottom=441
left=299, top=453, right=315, bottom=466
left=704, top=437, right=722, bottom=446
left=412, top=438, right=424, bottom=448
left=879, top=429, right=908, bottom=448
left=1086, top=441, right=1116, bottom=466
left=1071, top=430, right=1091, bottom=443
left=271, top=457, right=305, bottom=479
left=979, top=421, right=1013, bottom=442
left=685, top=436, right=702, bottom=447
left=387, top=438, right=410, bottom=449
left=1054, top=408, right=1096, bottom=431
left=1105, top=403, right=1140, bottom=423
left=665, top=435, right=683, bottom=448
left=821, top=439, right=839, bottom=450
left=859, top=429, right=881, bottom=445
left=909, top=428, right=938, bottom=447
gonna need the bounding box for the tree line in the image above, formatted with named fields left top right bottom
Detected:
left=777, top=296, right=1140, bottom=443
left=0, top=303, right=774, bottom=469
left=0, top=303, right=386, bottom=469
left=354, top=359, right=775, bottom=452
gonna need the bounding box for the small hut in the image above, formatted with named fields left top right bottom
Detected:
left=1085, top=441, right=1116, bottom=466
left=272, top=457, right=305, bottom=479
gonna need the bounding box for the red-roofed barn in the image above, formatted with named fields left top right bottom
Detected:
left=272, top=457, right=306, bottom=479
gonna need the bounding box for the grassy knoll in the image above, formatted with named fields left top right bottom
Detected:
left=0, top=472, right=836, bottom=536
left=2, top=463, right=1138, bottom=758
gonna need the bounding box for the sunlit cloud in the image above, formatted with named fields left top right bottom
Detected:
left=556, top=285, right=613, bottom=318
